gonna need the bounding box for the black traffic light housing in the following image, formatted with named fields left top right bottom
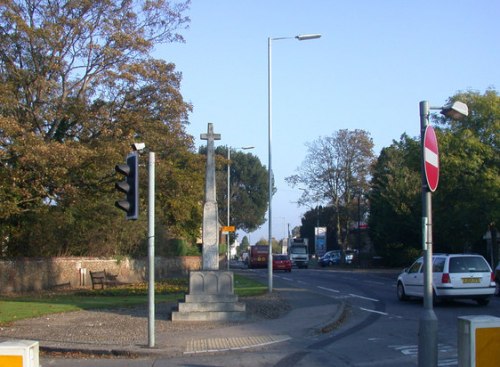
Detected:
left=115, top=152, right=139, bottom=220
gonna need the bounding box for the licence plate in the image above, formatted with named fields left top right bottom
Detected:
left=462, top=278, right=480, bottom=284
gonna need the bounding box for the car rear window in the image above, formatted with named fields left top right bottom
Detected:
left=274, top=255, right=288, bottom=261
left=449, top=257, right=490, bottom=273
left=433, top=257, right=446, bottom=272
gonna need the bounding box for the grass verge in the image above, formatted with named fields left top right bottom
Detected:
left=0, top=273, right=266, bottom=325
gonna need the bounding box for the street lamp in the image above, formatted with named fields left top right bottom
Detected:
left=268, top=33, right=321, bottom=292
left=418, top=100, right=468, bottom=367
left=227, top=146, right=254, bottom=270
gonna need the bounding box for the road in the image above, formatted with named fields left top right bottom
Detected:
left=41, top=266, right=500, bottom=367
left=247, top=266, right=500, bottom=366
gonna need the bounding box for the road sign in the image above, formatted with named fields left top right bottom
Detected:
left=424, top=125, right=439, bottom=192
left=222, top=226, right=236, bottom=232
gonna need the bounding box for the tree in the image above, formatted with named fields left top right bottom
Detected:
left=238, top=235, right=250, bottom=257
left=369, top=134, right=421, bottom=265
left=299, top=205, right=339, bottom=254
left=255, top=237, right=280, bottom=254
left=286, top=129, right=375, bottom=249
left=203, top=146, right=268, bottom=234
left=0, top=0, right=199, bottom=257
left=433, top=89, right=499, bottom=256
left=369, top=89, right=499, bottom=265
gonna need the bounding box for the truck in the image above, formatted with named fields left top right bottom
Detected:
left=287, top=238, right=309, bottom=268
left=248, top=245, right=268, bottom=268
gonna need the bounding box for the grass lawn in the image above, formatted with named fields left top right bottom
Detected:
left=0, top=273, right=266, bottom=325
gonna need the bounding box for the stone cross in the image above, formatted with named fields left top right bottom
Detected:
left=200, top=123, right=221, bottom=270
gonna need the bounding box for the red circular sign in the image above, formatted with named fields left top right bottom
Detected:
left=424, top=126, right=439, bottom=192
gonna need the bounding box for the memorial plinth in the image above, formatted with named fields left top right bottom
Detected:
left=171, top=271, right=246, bottom=321
left=171, top=123, right=246, bottom=322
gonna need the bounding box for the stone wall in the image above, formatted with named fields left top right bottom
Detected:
left=0, top=256, right=203, bottom=294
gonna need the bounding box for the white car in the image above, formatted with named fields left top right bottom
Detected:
left=397, top=254, right=496, bottom=306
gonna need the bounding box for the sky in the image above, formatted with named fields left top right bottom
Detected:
left=156, top=0, right=500, bottom=244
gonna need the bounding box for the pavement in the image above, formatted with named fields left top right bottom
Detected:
left=0, top=286, right=346, bottom=359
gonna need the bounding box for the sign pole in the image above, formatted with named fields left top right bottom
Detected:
left=148, top=151, right=155, bottom=348
left=418, top=101, right=438, bottom=367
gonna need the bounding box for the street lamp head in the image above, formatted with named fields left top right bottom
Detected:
left=441, top=101, right=468, bottom=120
left=296, top=34, right=322, bottom=41
left=241, top=146, right=255, bottom=150
left=131, top=142, right=146, bottom=151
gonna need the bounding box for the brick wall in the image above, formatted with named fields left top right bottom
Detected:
left=0, top=256, right=204, bottom=293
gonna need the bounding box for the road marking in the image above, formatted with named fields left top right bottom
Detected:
left=317, top=286, right=340, bottom=293
left=359, top=307, right=388, bottom=316
left=349, top=293, right=379, bottom=302
left=439, top=359, right=458, bottom=366
left=389, top=344, right=457, bottom=366
left=281, top=277, right=293, bottom=281
left=185, top=335, right=291, bottom=354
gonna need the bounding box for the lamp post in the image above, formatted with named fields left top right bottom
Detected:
left=227, top=146, right=254, bottom=270
left=267, top=33, right=321, bottom=293
left=418, top=100, right=468, bottom=367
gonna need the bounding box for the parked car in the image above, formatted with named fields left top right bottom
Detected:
left=397, top=254, right=496, bottom=305
left=318, top=251, right=341, bottom=267
left=272, top=254, right=292, bottom=272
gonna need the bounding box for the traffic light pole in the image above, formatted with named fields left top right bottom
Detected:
left=147, top=152, right=155, bottom=348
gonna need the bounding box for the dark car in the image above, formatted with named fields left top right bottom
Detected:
left=344, top=249, right=359, bottom=264
left=273, top=254, right=292, bottom=272
left=318, top=251, right=341, bottom=267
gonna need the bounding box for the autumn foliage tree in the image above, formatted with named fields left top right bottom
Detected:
left=0, top=0, right=202, bottom=257
left=286, top=129, right=375, bottom=249
left=370, top=89, right=499, bottom=265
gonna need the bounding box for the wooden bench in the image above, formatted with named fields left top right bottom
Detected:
left=89, top=270, right=118, bottom=289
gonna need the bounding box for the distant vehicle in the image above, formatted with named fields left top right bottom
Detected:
left=272, top=254, right=292, bottom=272
left=397, top=254, right=496, bottom=305
left=344, top=249, right=358, bottom=264
left=248, top=245, right=268, bottom=269
left=318, top=251, right=341, bottom=267
left=287, top=238, right=309, bottom=268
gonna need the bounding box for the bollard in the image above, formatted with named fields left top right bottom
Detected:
left=458, top=315, right=500, bottom=367
left=0, top=340, right=39, bottom=367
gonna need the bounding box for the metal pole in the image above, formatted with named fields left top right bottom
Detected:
left=266, top=34, right=320, bottom=292
left=227, top=147, right=231, bottom=270
left=418, top=101, right=438, bottom=367
left=147, top=151, right=155, bottom=348
left=267, top=37, right=273, bottom=293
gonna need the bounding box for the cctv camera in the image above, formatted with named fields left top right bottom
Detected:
left=132, top=143, right=146, bottom=151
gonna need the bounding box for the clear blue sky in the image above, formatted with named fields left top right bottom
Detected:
left=157, top=0, right=500, bottom=244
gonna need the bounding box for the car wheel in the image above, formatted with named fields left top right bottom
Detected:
left=328, top=261, right=333, bottom=267
left=476, top=297, right=490, bottom=306
left=432, top=290, right=443, bottom=306
left=397, top=282, right=408, bottom=301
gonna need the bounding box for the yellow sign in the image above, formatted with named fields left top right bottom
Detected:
left=221, top=226, right=236, bottom=232
left=476, top=327, right=500, bottom=366
left=0, top=355, right=23, bottom=367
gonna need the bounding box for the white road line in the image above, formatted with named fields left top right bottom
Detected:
left=349, top=293, right=380, bottom=302
left=317, top=286, right=340, bottom=293
left=359, top=307, right=388, bottom=316
left=281, top=277, right=293, bottom=281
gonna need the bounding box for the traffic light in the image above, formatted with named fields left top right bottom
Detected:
left=115, top=152, right=139, bottom=220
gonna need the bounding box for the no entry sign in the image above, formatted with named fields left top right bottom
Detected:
left=424, top=125, right=439, bottom=192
